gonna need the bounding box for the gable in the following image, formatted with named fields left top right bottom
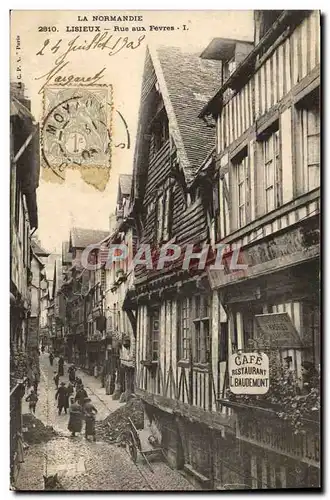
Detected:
left=132, top=45, right=221, bottom=208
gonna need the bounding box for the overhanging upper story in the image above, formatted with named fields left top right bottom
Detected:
left=131, top=45, right=223, bottom=287
left=199, top=11, right=320, bottom=259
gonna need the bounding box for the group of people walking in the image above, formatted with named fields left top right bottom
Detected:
left=50, top=355, right=98, bottom=441
left=24, top=351, right=99, bottom=443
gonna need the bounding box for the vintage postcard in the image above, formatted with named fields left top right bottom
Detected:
left=10, top=10, right=320, bottom=491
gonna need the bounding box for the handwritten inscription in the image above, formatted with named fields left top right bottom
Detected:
left=35, top=34, right=145, bottom=93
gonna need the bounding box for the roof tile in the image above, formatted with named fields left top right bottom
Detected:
left=70, top=227, right=109, bottom=249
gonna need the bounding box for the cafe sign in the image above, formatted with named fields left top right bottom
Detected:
left=229, top=352, right=269, bottom=395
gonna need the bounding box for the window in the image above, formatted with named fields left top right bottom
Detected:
left=260, top=11, right=283, bottom=39
left=149, top=307, right=160, bottom=361
left=193, top=295, right=210, bottom=363
left=256, top=11, right=283, bottom=49
left=156, top=195, right=164, bottom=242
left=156, top=185, right=172, bottom=243
left=234, top=152, right=249, bottom=228
left=101, top=268, right=106, bottom=292
left=242, top=305, right=263, bottom=348
left=219, top=323, right=228, bottom=363
left=263, top=129, right=282, bottom=212
left=223, top=57, right=237, bottom=81
left=301, top=102, right=320, bottom=192
left=179, top=297, right=191, bottom=360
left=162, top=187, right=172, bottom=241
left=151, top=110, right=169, bottom=154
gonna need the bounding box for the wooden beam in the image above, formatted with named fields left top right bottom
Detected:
left=136, top=387, right=236, bottom=433
left=126, top=309, right=137, bottom=337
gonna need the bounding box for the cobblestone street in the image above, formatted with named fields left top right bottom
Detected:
left=16, top=354, right=196, bottom=491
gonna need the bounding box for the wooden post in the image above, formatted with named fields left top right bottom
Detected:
left=189, top=339, right=193, bottom=405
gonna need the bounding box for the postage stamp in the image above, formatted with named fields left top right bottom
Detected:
left=41, top=85, right=113, bottom=190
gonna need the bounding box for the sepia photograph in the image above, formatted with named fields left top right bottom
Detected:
left=9, top=9, right=320, bottom=491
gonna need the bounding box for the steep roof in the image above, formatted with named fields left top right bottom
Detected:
left=31, top=239, right=49, bottom=257
left=119, top=174, right=132, bottom=197
left=154, top=46, right=221, bottom=185
left=69, top=227, right=109, bottom=250
left=132, top=45, right=221, bottom=201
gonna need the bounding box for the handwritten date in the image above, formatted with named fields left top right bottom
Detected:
left=36, top=33, right=145, bottom=65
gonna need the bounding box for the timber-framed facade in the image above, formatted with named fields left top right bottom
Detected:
left=131, top=11, right=320, bottom=490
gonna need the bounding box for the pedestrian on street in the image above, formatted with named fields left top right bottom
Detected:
left=26, top=389, right=38, bottom=414
left=49, top=352, right=54, bottom=366
left=58, top=355, right=64, bottom=377
left=68, top=364, right=76, bottom=384
left=75, top=384, right=88, bottom=406
left=55, top=382, right=69, bottom=415
left=32, top=370, right=40, bottom=393
left=68, top=397, right=83, bottom=437
left=67, top=381, right=74, bottom=397
left=83, top=398, right=98, bottom=442
left=27, top=364, right=33, bottom=389
left=75, top=376, right=83, bottom=391
left=53, top=371, right=60, bottom=389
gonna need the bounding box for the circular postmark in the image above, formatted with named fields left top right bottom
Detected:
left=41, top=87, right=112, bottom=175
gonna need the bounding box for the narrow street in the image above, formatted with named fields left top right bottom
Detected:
left=10, top=11, right=320, bottom=491
left=16, top=354, right=196, bottom=491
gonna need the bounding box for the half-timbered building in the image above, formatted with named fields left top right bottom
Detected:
left=103, top=174, right=137, bottom=400
left=63, top=227, right=108, bottom=370
left=200, top=10, right=320, bottom=489
left=10, top=83, right=40, bottom=487
left=130, top=45, right=236, bottom=487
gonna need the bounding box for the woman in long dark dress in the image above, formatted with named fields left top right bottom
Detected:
left=83, top=398, right=98, bottom=441
left=58, top=356, right=64, bottom=377
left=68, top=365, right=76, bottom=384
left=75, top=385, right=88, bottom=406
left=55, top=382, right=69, bottom=415
left=67, top=398, right=83, bottom=437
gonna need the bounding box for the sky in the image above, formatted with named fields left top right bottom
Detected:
left=11, top=10, right=254, bottom=253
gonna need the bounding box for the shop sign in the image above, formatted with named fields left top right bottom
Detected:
left=229, top=352, right=269, bottom=395
left=255, top=312, right=302, bottom=349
